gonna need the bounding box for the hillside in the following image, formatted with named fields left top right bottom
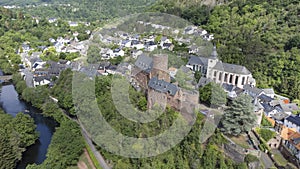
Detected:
left=150, top=0, right=300, bottom=100
left=1, top=0, right=157, bottom=22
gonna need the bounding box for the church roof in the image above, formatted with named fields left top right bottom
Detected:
left=222, top=63, right=251, bottom=75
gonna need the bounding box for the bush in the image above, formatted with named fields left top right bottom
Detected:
left=244, top=154, right=259, bottom=163
left=258, top=128, right=276, bottom=142
left=261, top=115, right=273, bottom=127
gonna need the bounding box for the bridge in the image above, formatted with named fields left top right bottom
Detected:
left=0, top=75, right=13, bottom=82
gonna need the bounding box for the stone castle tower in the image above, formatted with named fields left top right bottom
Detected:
left=150, top=54, right=170, bottom=82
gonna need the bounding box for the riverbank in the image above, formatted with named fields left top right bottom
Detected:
left=0, top=84, right=56, bottom=169
left=10, top=73, right=101, bottom=169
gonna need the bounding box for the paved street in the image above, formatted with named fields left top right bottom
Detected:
left=21, top=69, right=33, bottom=87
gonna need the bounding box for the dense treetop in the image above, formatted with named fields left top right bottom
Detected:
left=0, top=109, right=38, bottom=169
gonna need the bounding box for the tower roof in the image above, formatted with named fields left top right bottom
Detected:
left=211, top=45, right=218, bottom=59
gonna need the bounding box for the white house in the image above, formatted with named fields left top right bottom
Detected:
left=131, top=50, right=143, bottom=59
left=100, top=48, right=114, bottom=60
left=284, top=115, right=300, bottom=133
left=131, top=40, right=144, bottom=50
left=48, top=18, right=57, bottom=23
left=113, top=48, right=125, bottom=57
left=262, top=88, right=276, bottom=98
left=120, top=40, right=131, bottom=48
left=33, top=77, right=51, bottom=87
left=69, top=21, right=78, bottom=27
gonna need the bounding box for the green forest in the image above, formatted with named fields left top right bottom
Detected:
left=0, top=109, right=38, bottom=169
left=1, top=0, right=157, bottom=22
left=150, top=0, right=300, bottom=100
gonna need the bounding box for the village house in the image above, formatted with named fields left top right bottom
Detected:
left=281, top=130, right=300, bottom=163
left=33, top=76, right=51, bottom=87
left=284, top=115, right=300, bottom=133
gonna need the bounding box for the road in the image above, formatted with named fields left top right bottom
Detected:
left=21, top=69, right=34, bottom=87
left=80, top=123, right=111, bottom=169
left=59, top=107, right=111, bottom=169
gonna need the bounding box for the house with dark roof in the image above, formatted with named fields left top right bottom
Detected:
left=243, top=84, right=264, bottom=98
left=284, top=115, right=300, bottom=133
left=279, top=103, right=299, bottom=115
left=262, top=88, right=275, bottom=98
left=186, top=46, right=255, bottom=89
left=283, top=131, right=300, bottom=162
left=33, top=76, right=51, bottom=87
left=258, top=94, right=274, bottom=103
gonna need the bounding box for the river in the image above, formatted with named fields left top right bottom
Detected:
left=0, top=84, right=57, bottom=169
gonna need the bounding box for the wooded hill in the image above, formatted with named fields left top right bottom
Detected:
left=1, top=0, right=157, bottom=22
left=150, top=0, right=300, bottom=100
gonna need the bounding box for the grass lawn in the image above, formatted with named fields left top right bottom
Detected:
left=272, top=151, right=288, bottom=166
left=229, top=135, right=250, bottom=149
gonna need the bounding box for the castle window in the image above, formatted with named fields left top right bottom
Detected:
left=214, top=71, right=217, bottom=77
left=219, top=72, right=222, bottom=81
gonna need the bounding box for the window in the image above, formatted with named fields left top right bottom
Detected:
left=229, top=74, right=233, bottom=83
left=242, top=77, right=245, bottom=85
left=224, top=74, right=228, bottom=82
left=214, top=71, right=217, bottom=77
left=235, top=76, right=239, bottom=85
left=219, top=72, right=222, bottom=81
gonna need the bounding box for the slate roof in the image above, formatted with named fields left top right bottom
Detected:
left=222, top=83, right=235, bottom=92
left=272, top=112, right=289, bottom=121
left=134, top=54, right=153, bottom=73
left=262, top=88, right=275, bottom=96
left=163, top=43, right=173, bottom=47
left=261, top=103, right=275, bottom=113
left=148, top=77, right=178, bottom=96
left=243, top=84, right=264, bottom=98
left=34, top=76, right=50, bottom=83
left=292, top=137, right=300, bottom=145
left=220, top=63, right=251, bottom=75
left=122, top=40, right=130, bottom=44
left=212, top=61, right=224, bottom=71
left=198, top=77, right=212, bottom=87
left=258, top=94, right=273, bottom=103
left=30, top=57, right=43, bottom=65
left=131, top=40, right=140, bottom=45
left=280, top=103, right=299, bottom=113
left=286, top=115, right=300, bottom=126
left=187, top=56, right=208, bottom=66
left=79, top=66, right=100, bottom=77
